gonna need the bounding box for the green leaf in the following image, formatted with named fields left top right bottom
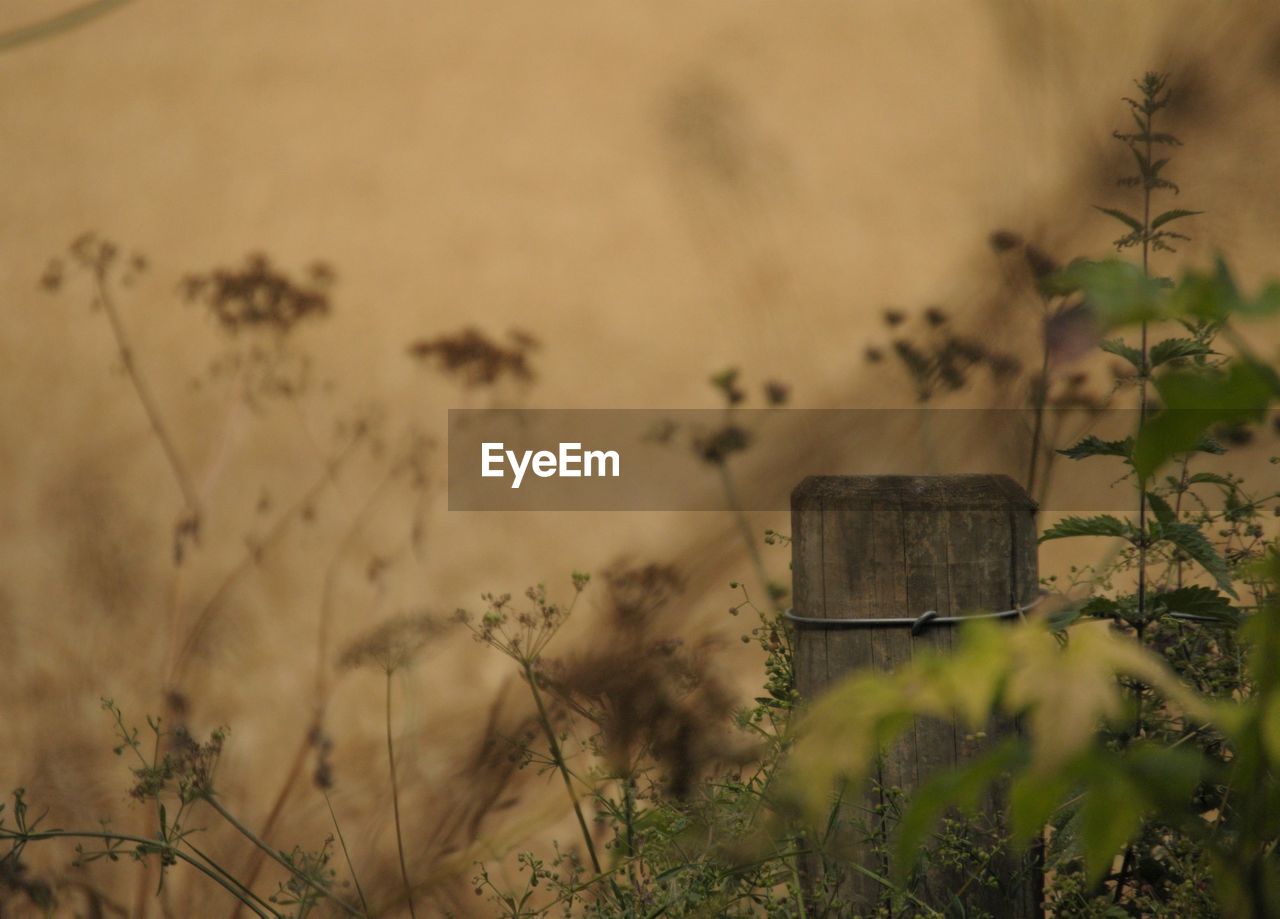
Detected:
left=1123, top=744, right=1207, bottom=809
left=1150, top=586, right=1239, bottom=624
left=1047, top=602, right=1085, bottom=631
left=1262, top=695, right=1280, bottom=767
left=1146, top=492, right=1176, bottom=527
left=1169, top=256, right=1280, bottom=323
left=1080, top=596, right=1128, bottom=620
left=1186, top=471, right=1234, bottom=488
left=1094, top=206, right=1143, bottom=233
left=892, top=738, right=1024, bottom=880
left=1150, top=520, right=1237, bottom=596
left=1047, top=258, right=1166, bottom=328
left=1058, top=435, right=1133, bottom=461
left=1079, top=762, right=1144, bottom=884
left=1131, top=360, right=1277, bottom=479
left=1149, top=337, right=1213, bottom=367
left=1100, top=338, right=1143, bottom=369
left=1039, top=515, right=1136, bottom=543
left=1150, top=209, right=1202, bottom=230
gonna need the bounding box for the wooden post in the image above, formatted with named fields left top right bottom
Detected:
left=791, top=474, right=1041, bottom=916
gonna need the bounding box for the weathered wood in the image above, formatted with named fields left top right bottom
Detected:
left=791, top=474, right=1041, bottom=917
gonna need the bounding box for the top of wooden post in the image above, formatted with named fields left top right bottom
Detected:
left=791, top=474, right=1036, bottom=510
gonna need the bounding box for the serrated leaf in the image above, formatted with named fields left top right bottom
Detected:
left=1149, top=338, right=1213, bottom=367
left=1186, top=471, right=1234, bottom=488
left=1081, top=596, right=1126, bottom=618
left=1150, top=520, right=1237, bottom=596
left=1058, top=435, right=1133, bottom=461
left=1151, top=586, right=1239, bottom=624
left=1094, top=206, right=1143, bottom=233
left=1100, top=338, right=1143, bottom=369
left=1039, top=515, right=1136, bottom=543
left=1193, top=435, right=1227, bottom=456
left=1146, top=492, right=1176, bottom=527
left=1150, top=209, right=1202, bottom=230
left=1132, top=360, right=1276, bottom=479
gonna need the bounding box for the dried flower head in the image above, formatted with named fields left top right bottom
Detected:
left=539, top=564, right=748, bottom=795
left=338, top=610, right=451, bottom=674
left=182, top=253, right=332, bottom=336
left=407, top=327, right=536, bottom=388
left=602, top=562, right=685, bottom=630
left=709, top=367, right=746, bottom=406
left=695, top=424, right=752, bottom=465
left=457, top=577, right=587, bottom=663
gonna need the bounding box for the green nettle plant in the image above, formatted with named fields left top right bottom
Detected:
left=787, top=73, right=1280, bottom=919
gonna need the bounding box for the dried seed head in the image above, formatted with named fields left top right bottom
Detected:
left=182, top=254, right=331, bottom=336
left=338, top=610, right=451, bottom=674
left=407, top=327, right=536, bottom=388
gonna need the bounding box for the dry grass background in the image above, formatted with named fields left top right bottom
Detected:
left=3, top=1, right=1280, bottom=915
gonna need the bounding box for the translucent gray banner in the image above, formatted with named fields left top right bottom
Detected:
left=447, top=409, right=1279, bottom=511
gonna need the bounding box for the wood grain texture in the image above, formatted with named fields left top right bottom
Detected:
left=790, top=474, right=1041, bottom=916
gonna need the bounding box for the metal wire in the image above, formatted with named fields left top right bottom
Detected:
left=783, top=591, right=1240, bottom=633
left=783, top=592, right=1046, bottom=635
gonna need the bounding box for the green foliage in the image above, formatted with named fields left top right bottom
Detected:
left=782, top=70, right=1280, bottom=919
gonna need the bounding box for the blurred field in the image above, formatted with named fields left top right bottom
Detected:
left=3, top=1, right=1280, bottom=915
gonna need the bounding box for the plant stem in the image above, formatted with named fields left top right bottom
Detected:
left=202, top=793, right=360, bottom=916
left=1118, top=80, right=1158, bottom=912
left=325, top=792, right=370, bottom=918
left=385, top=669, right=418, bottom=919
left=1, top=828, right=277, bottom=919
left=93, top=266, right=200, bottom=535
left=716, top=462, right=772, bottom=605
left=167, top=427, right=365, bottom=686
left=1026, top=315, right=1051, bottom=500
left=226, top=729, right=312, bottom=919
left=522, top=660, right=605, bottom=877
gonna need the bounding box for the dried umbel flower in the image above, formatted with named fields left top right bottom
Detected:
left=709, top=367, right=746, bottom=406
left=308, top=723, right=335, bottom=790
left=532, top=562, right=748, bottom=795
left=128, top=724, right=227, bottom=804
left=763, top=380, right=790, bottom=405
left=407, top=327, right=536, bottom=388
left=181, top=253, right=332, bottom=336
left=603, top=563, right=684, bottom=630
left=457, top=576, right=589, bottom=664
left=338, top=610, right=450, bottom=674
left=871, top=307, right=1023, bottom=402
left=695, top=424, right=752, bottom=464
